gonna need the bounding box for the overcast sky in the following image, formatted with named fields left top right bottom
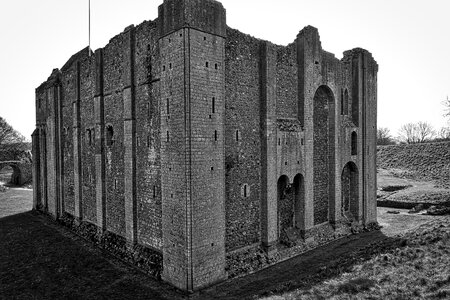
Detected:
left=1, top=0, right=449, bottom=139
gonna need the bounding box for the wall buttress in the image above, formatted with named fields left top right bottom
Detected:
left=73, top=61, right=83, bottom=221
left=95, top=49, right=106, bottom=231
left=260, top=41, right=278, bottom=252
left=123, top=27, right=137, bottom=244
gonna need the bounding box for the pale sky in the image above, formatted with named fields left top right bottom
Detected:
left=1, top=0, right=449, bottom=139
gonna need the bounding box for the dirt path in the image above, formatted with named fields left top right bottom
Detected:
left=195, top=230, right=388, bottom=299
left=194, top=207, right=439, bottom=299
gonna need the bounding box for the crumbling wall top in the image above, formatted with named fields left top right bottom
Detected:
left=158, top=0, right=226, bottom=37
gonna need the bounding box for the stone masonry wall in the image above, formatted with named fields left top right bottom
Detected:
left=224, top=28, right=262, bottom=252
left=134, top=21, right=163, bottom=250
left=103, top=33, right=126, bottom=236
left=276, top=43, right=298, bottom=119
left=189, top=28, right=226, bottom=288
left=33, top=0, right=378, bottom=292
left=159, top=29, right=189, bottom=289
left=79, top=54, right=97, bottom=223
left=61, top=65, right=75, bottom=215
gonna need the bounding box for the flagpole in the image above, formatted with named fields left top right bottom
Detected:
left=89, top=0, right=91, bottom=56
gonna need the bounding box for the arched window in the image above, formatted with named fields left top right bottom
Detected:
left=313, top=85, right=335, bottom=225
left=106, top=125, right=114, bottom=146
left=351, top=131, right=357, bottom=155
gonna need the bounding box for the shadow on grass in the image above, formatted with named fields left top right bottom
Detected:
left=0, top=211, right=185, bottom=300
left=195, top=230, right=405, bottom=299
left=0, top=212, right=407, bottom=300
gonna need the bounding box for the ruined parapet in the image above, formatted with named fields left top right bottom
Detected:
left=158, top=0, right=226, bottom=38
left=32, top=0, right=378, bottom=293
left=342, top=47, right=378, bottom=224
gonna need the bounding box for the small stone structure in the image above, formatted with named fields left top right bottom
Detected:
left=0, top=161, right=31, bottom=185
left=33, top=0, right=378, bottom=292
left=0, top=146, right=32, bottom=185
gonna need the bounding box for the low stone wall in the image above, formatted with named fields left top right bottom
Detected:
left=226, top=222, right=380, bottom=279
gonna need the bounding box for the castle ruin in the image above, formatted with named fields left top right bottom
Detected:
left=33, top=0, right=378, bottom=292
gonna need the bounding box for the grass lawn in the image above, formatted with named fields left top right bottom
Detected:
left=1, top=173, right=449, bottom=299
left=0, top=185, right=32, bottom=218
left=0, top=212, right=184, bottom=300
left=260, top=217, right=450, bottom=300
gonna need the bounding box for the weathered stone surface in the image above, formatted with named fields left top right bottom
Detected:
left=32, top=0, right=378, bottom=292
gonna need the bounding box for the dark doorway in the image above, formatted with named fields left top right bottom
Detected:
left=277, top=175, right=293, bottom=236
left=293, top=173, right=305, bottom=231
left=341, top=162, right=359, bottom=220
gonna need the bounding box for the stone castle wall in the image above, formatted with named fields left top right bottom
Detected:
left=33, top=0, right=378, bottom=292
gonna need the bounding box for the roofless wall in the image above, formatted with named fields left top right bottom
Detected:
left=33, top=0, right=378, bottom=292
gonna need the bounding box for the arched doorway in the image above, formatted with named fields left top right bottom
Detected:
left=277, top=175, right=293, bottom=237
left=341, top=162, right=359, bottom=220
left=293, top=173, right=305, bottom=231
left=313, top=85, right=335, bottom=224
left=0, top=163, right=22, bottom=185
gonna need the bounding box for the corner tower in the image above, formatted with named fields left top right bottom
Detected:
left=158, top=0, right=227, bottom=291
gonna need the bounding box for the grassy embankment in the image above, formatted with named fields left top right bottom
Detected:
left=377, top=141, right=450, bottom=207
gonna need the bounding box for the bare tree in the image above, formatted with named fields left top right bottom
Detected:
left=437, top=127, right=450, bottom=141
left=398, top=122, right=435, bottom=144
left=416, top=121, right=435, bottom=143
left=377, top=127, right=394, bottom=145
left=443, top=96, right=450, bottom=121
left=398, top=123, right=418, bottom=144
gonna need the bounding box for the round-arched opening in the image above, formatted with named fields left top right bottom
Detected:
left=293, top=173, right=305, bottom=231
left=277, top=175, right=293, bottom=237
left=0, top=164, right=22, bottom=186
left=341, top=162, right=359, bottom=220
left=313, top=85, right=335, bottom=225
